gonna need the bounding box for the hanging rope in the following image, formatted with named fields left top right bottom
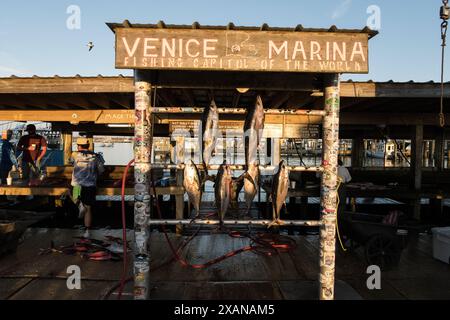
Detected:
left=440, top=0, right=449, bottom=127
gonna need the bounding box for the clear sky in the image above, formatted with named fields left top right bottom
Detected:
left=0, top=0, right=446, bottom=81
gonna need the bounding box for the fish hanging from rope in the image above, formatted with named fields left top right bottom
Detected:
left=201, top=100, right=219, bottom=181
left=183, top=160, right=202, bottom=219
left=271, top=160, right=290, bottom=226
left=242, top=95, right=265, bottom=213
left=214, top=161, right=233, bottom=224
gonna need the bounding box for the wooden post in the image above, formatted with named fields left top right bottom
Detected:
left=319, top=74, right=340, bottom=300
left=435, top=130, right=445, bottom=171
left=411, top=124, right=423, bottom=220
left=272, top=138, right=281, bottom=165
left=62, top=132, right=73, bottom=165
left=351, top=136, right=364, bottom=168
left=133, top=73, right=153, bottom=300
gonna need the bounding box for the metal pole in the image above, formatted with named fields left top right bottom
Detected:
left=147, top=219, right=322, bottom=226
left=133, top=74, right=152, bottom=300
left=319, top=74, right=340, bottom=300
left=149, top=107, right=326, bottom=116
left=142, top=163, right=323, bottom=172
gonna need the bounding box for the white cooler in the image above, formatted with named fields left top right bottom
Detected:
left=431, top=227, right=450, bottom=264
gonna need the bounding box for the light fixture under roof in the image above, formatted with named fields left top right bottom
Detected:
left=236, top=88, right=250, bottom=94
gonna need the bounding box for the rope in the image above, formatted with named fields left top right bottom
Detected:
left=440, top=0, right=449, bottom=127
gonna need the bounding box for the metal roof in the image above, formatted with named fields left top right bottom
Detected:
left=2, top=75, right=448, bottom=84
left=106, top=20, right=378, bottom=39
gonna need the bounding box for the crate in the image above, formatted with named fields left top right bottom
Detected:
left=431, top=227, right=450, bottom=264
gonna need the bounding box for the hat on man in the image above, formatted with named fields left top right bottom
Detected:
left=76, top=137, right=90, bottom=145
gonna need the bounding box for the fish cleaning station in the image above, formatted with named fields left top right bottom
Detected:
left=114, top=21, right=370, bottom=300
left=1, top=20, right=450, bottom=301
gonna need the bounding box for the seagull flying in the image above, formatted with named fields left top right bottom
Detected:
left=87, top=42, right=94, bottom=52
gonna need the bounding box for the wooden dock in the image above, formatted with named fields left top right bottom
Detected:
left=0, top=227, right=449, bottom=300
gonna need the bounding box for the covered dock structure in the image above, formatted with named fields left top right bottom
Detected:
left=0, top=22, right=450, bottom=301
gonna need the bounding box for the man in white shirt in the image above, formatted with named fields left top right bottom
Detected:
left=338, top=159, right=352, bottom=184
left=337, top=159, right=351, bottom=215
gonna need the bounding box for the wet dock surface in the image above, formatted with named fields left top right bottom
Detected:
left=0, top=226, right=449, bottom=300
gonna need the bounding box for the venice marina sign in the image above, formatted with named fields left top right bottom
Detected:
left=115, top=28, right=369, bottom=73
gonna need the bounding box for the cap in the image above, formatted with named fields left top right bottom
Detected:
left=76, top=137, right=90, bottom=145
left=25, top=124, right=36, bottom=131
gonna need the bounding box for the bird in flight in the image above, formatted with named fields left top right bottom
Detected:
left=87, top=42, right=94, bottom=52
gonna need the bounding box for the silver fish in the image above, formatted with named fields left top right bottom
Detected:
left=202, top=100, right=219, bottom=172
left=244, top=95, right=265, bottom=166
left=243, top=163, right=260, bottom=214
left=272, top=160, right=289, bottom=222
left=230, top=177, right=244, bottom=210
left=242, top=95, right=264, bottom=212
left=183, top=160, right=202, bottom=218
left=214, top=162, right=233, bottom=222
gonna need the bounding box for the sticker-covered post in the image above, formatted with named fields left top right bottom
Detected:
left=133, top=71, right=153, bottom=300
left=319, top=73, right=340, bottom=300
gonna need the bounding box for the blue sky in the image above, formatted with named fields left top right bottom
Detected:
left=0, top=0, right=445, bottom=81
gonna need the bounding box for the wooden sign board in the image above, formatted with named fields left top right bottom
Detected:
left=169, top=120, right=320, bottom=139
left=115, top=28, right=369, bottom=73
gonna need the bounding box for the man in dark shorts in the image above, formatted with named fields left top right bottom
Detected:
left=70, top=137, right=105, bottom=238
left=17, top=124, right=47, bottom=184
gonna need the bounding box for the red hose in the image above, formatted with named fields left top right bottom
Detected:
left=113, top=162, right=296, bottom=299
left=117, top=158, right=134, bottom=300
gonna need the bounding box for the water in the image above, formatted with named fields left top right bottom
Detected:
left=94, top=142, right=133, bottom=165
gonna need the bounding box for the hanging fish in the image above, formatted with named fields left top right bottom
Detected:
left=271, top=160, right=290, bottom=225
left=243, top=163, right=260, bottom=214
left=183, top=160, right=202, bottom=218
left=214, top=161, right=233, bottom=223
left=201, top=100, right=219, bottom=180
left=242, top=95, right=265, bottom=213
left=244, top=95, right=265, bottom=166
left=230, top=176, right=244, bottom=210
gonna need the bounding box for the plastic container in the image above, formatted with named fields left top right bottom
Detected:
left=431, top=227, right=450, bottom=264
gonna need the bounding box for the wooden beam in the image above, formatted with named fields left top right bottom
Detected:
left=341, top=82, right=450, bottom=98
left=138, top=71, right=318, bottom=91
left=62, top=132, right=73, bottom=165
left=1, top=77, right=450, bottom=98
left=0, top=77, right=134, bottom=94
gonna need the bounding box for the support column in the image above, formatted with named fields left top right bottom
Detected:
left=133, top=76, right=153, bottom=300
left=62, top=132, right=73, bottom=165
left=272, top=138, right=281, bottom=165
left=435, top=130, right=445, bottom=171
left=351, top=136, right=364, bottom=168
left=411, top=124, right=423, bottom=220
left=319, top=74, right=340, bottom=300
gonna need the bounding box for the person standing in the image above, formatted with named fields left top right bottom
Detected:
left=17, top=124, right=47, bottom=184
left=0, top=130, right=19, bottom=184
left=70, top=137, right=105, bottom=238
left=337, top=159, right=352, bottom=215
